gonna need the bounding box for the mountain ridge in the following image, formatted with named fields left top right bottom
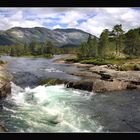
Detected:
left=0, top=27, right=96, bottom=47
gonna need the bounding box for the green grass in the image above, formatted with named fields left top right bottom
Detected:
left=79, top=58, right=120, bottom=65
left=80, top=59, right=109, bottom=65
left=119, top=64, right=140, bottom=71
left=65, top=56, right=140, bottom=71
left=39, top=79, right=64, bottom=85
left=43, top=54, right=54, bottom=59
left=19, top=53, right=54, bottom=59
left=64, top=58, right=80, bottom=63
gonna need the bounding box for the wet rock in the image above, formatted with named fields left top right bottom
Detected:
left=0, top=64, right=12, bottom=99
left=0, top=82, right=11, bottom=99
left=65, top=79, right=130, bottom=93
left=65, top=69, right=140, bottom=93
left=0, top=123, right=8, bottom=132
left=66, top=80, right=93, bottom=92
left=0, top=64, right=12, bottom=132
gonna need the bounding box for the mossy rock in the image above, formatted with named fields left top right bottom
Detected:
left=39, top=79, right=66, bottom=86
left=0, top=60, right=5, bottom=65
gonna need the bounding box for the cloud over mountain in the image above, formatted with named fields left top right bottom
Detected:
left=0, top=8, right=139, bottom=36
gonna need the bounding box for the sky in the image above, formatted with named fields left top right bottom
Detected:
left=0, top=8, right=140, bottom=37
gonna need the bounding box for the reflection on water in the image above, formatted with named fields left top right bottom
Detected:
left=1, top=55, right=84, bottom=88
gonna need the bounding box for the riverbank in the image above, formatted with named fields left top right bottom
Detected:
left=55, top=55, right=140, bottom=93
left=0, top=61, right=13, bottom=132
left=0, top=63, right=13, bottom=98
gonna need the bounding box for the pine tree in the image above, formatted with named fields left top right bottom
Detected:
left=98, top=29, right=109, bottom=60
left=125, top=29, right=140, bottom=57
left=112, top=24, right=124, bottom=55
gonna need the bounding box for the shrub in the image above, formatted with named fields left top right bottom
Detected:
left=43, top=54, right=53, bottom=59
left=119, top=64, right=140, bottom=71
left=80, top=59, right=109, bottom=65
left=0, top=60, right=5, bottom=65
left=133, top=64, right=140, bottom=71
left=65, top=58, right=80, bottom=63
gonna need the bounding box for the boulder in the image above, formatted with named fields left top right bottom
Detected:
left=65, top=80, right=93, bottom=91
left=0, top=82, right=11, bottom=99
left=92, top=79, right=128, bottom=93
left=65, top=79, right=130, bottom=93
left=0, top=64, right=13, bottom=99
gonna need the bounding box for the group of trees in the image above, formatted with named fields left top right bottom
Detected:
left=0, top=24, right=140, bottom=59
left=0, top=40, right=80, bottom=57
left=0, top=40, right=62, bottom=57
left=78, top=24, right=140, bottom=60
left=27, top=41, right=60, bottom=56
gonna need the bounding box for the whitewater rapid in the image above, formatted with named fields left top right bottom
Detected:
left=1, top=82, right=103, bottom=132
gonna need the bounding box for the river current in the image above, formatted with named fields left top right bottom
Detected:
left=1, top=55, right=140, bottom=132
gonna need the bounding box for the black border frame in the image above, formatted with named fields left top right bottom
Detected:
left=0, top=0, right=140, bottom=138
left=0, top=0, right=140, bottom=7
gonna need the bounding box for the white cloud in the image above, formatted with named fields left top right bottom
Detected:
left=0, top=8, right=139, bottom=37
left=52, top=24, right=62, bottom=29
left=0, top=9, right=43, bottom=30
left=67, top=8, right=140, bottom=37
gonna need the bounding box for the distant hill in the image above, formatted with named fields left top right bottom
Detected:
left=0, top=27, right=96, bottom=47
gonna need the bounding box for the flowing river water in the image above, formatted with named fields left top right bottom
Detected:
left=1, top=55, right=140, bottom=132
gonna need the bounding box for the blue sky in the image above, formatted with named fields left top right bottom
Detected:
left=0, top=8, right=139, bottom=36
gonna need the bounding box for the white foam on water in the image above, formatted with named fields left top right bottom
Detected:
left=3, top=106, right=17, bottom=113
left=40, top=68, right=63, bottom=73
left=4, top=83, right=103, bottom=132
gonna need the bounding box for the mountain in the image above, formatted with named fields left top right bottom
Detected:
left=0, top=27, right=96, bottom=47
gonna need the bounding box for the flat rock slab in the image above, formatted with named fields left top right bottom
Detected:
left=71, top=71, right=101, bottom=79
left=89, top=66, right=140, bottom=82
left=93, top=79, right=128, bottom=93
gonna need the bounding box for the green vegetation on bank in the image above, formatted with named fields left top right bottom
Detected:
left=65, top=25, right=140, bottom=71
left=0, top=40, right=63, bottom=58
left=39, top=79, right=64, bottom=86
left=65, top=57, right=140, bottom=71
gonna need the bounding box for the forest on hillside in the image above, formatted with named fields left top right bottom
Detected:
left=0, top=24, right=140, bottom=61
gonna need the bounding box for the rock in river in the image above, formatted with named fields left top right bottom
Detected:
left=66, top=80, right=93, bottom=92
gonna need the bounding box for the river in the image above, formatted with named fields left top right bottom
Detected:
left=0, top=55, right=140, bottom=132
